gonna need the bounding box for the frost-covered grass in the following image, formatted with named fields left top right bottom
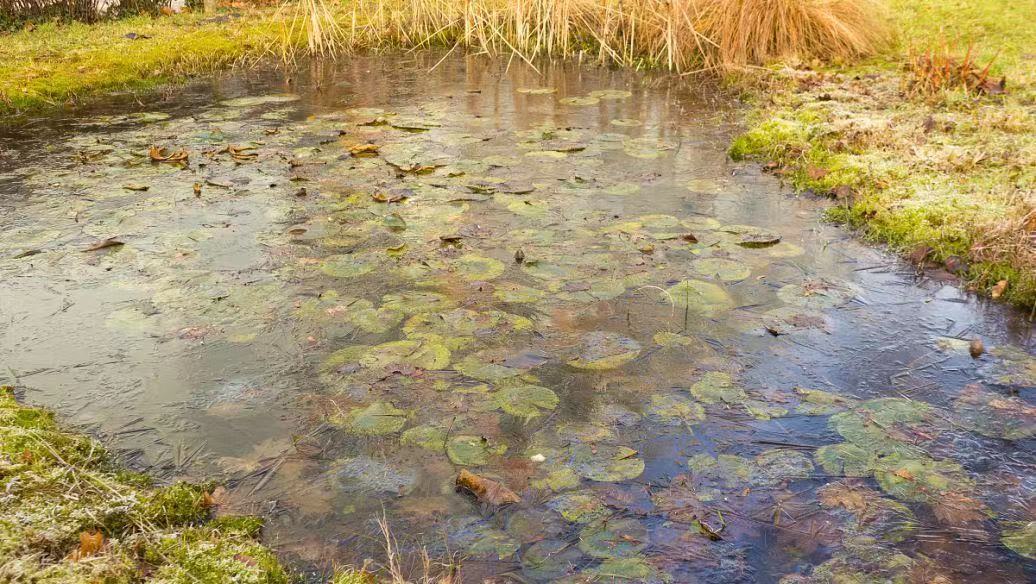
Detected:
left=0, top=385, right=290, bottom=583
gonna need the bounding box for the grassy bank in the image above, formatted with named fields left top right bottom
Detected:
left=0, top=10, right=288, bottom=115
left=0, top=385, right=293, bottom=583
left=729, top=0, right=1036, bottom=308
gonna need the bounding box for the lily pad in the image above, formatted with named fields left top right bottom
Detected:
left=720, top=224, right=781, bottom=248
left=1002, top=521, right=1036, bottom=560
left=332, top=402, right=407, bottom=435
left=568, top=331, right=642, bottom=370
left=446, top=435, right=506, bottom=466
left=690, top=372, right=746, bottom=405
left=454, top=254, right=506, bottom=281
left=692, top=257, right=751, bottom=282
left=319, top=253, right=378, bottom=278
left=570, top=444, right=645, bottom=482
left=645, top=393, right=706, bottom=425
left=522, top=539, right=585, bottom=581
left=777, top=278, right=859, bottom=310
left=548, top=491, right=608, bottom=524
left=488, top=384, right=560, bottom=419
left=560, top=96, right=601, bottom=106
left=578, top=518, right=648, bottom=559
left=664, top=280, right=735, bottom=317
left=220, top=94, right=299, bottom=107
left=400, top=424, right=448, bottom=450
left=381, top=290, right=456, bottom=314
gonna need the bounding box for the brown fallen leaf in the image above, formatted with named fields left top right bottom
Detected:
left=969, top=338, right=985, bottom=358
left=807, top=166, right=829, bottom=181
left=193, top=183, right=202, bottom=197
left=349, top=143, right=380, bottom=156
left=681, top=233, right=698, bottom=243
left=456, top=469, right=520, bottom=506
left=221, top=144, right=258, bottom=161
left=82, top=238, right=124, bottom=252
left=372, top=192, right=406, bottom=203
left=122, top=183, right=149, bottom=191
left=71, top=530, right=104, bottom=560
left=991, top=279, right=1008, bottom=299
left=148, top=145, right=188, bottom=163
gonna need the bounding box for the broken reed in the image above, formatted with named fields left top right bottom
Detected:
left=306, top=0, right=889, bottom=71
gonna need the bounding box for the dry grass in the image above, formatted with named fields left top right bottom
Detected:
left=281, top=0, right=346, bottom=59
left=339, top=0, right=889, bottom=72
left=906, top=45, right=1005, bottom=96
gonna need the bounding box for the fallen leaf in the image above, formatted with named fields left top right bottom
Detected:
left=991, top=279, right=1008, bottom=299
left=969, top=338, right=985, bottom=358
left=122, top=183, right=149, bottom=191
left=71, top=530, right=104, bottom=560
left=456, top=469, right=520, bottom=505
left=148, top=145, right=188, bottom=163
left=349, top=143, right=380, bottom=156
left=81, top=238, right=124, bottom=252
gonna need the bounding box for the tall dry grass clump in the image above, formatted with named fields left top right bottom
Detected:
left=340, top=0, right=890, bottom=71
left=695, top=0, right=889, bottom=66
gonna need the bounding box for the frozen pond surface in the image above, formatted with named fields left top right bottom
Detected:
left=1, top=54, right=1035, bottom=582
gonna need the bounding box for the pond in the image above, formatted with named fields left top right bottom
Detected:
left=1, top=54, right=1034, bottom=583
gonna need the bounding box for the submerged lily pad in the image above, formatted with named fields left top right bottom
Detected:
left=522, top=539, right=585, bottom=581
left=720, top=224, right=781, bottom=248
left=381, top=291, right=456, bottom=314
left=446, top=435, right=507, bottom=466
left=953, top=384, right=1036, bottom=440
left=329, top=455, right=418, bottom=494
left=570, top=444, right=645, bottom=482
left=332, top=402, right=407, bottom=435
left=645, top=393, right=706, bottom=425
left=560, top=96, right=600, bottom=106
left=692, top=257, right=751, bottom=282
left=578, top=518, right=648, bottom=558
left=454, top=254, right=506, bottom=281
left=324, top=339, right=451, bottom=372
left=690, top=372, right=746, bottom=405
left=400, top=424, right=448, bottom=450
left=664, top=280, right=735, bottom=317
left=548, top=491, right=608, bottom=524
left=220, top=94, right=299, bottom=107
left=488, top=384, right=559, bottom=419
left=319, top=253, right=378, bottom=278
left=568, top=331, right=642, bottom=370
left=1002, top=521, right=1036, bottom=560
left=778, top=278, right=859, bottom=310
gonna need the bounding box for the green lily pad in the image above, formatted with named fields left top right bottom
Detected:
left=687, top=453, right=753, bottom=488
left=589, top=89, right=632, bottom=100
left=690, top=372, right=746, bottom=405
left=323, top=339, right=451, bottom=372
left=493, top=282, right=547, bottom=303
left=663, top=280, right=735, bottom=317
left=753, top=449, right=814, bottom=485
left=521, top=539, right=585, bottom=581
left=871, top=451, right=968, bottom=503
left=446, top=435, right=506, bottom=466
left=332, top=402, right=407, bottom=435
left=720, top=224, right=781, bottom=248
left=220, top=94, right=299, bottom=107
left=488, top=384, right=559, bottom=419
left=815, top=442, right=873, bottom=477
left=578, top=518, right=648, bottom=559
left=645, top=393, right=706, bottom=425
left=319, top=253, right=378, bottom=278
left=953, top=384, right=1036, bottom=440
left=777, top=278, right=860, bottom=310
left=591, top=557, right=670, bottom=583
left=691, top=258, right=751, bottom=282
left=454, top=254, right=506, bottom=280
left=400, top=424, right=448, bottom=450
left=563, top=443, right=645, bottom=482
left=568, top=331, right=642, bottom=370
left=548, top=491, right=609, bottom=524
left=560, top=96, right=601, bottom=106
left=794, top=387, right=856, bottom=416
left=381, top=290, right=456, bottom=314
left=1002, top=521, right=1036, bottom=559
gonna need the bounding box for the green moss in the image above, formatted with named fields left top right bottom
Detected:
left=0, top=386, right=291, bottom=583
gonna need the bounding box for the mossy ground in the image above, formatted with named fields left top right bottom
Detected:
left=0, top=10, right=290, bottom=116
left=0, top=385, right=290, bottom=583
left=730, top=0, right=1036, bottom=309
